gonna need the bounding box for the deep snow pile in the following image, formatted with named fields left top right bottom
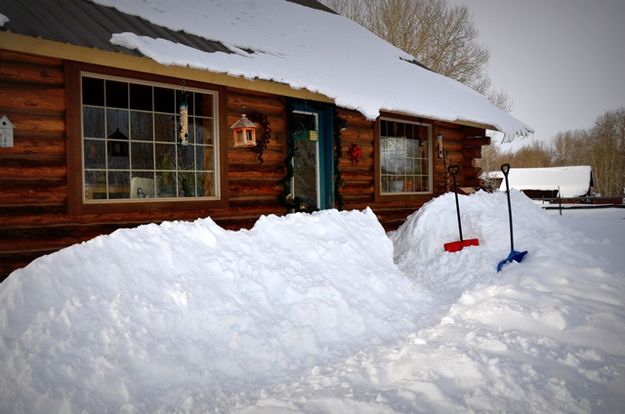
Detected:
left=1, top=193, right=625, bottom=413
left=234, top=193, right=625, bottom=413
left=0, top=208, right=428, bottom=413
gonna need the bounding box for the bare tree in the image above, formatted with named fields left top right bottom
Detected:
left=483, top=108, right=625, bottom=196
left=589, top=108, right=625, bottom=196
left=322, top=0, right=511, bottom=109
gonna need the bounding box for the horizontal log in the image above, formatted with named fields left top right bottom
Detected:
left=337, top=110, right=372, bottom=129
left=0, top=50, right=63, bottom=67
left=228, top=194, right=281, bottom=206
left=227, top=94, right=285, bottom=116
left=463, top=147, right=482, bottom=160
left=0, top=135, right=66, bottom=159
left=441, top=140, right=466, bottom=152
left=228, top=170, right=284, bottom=182
left=341, top=199, right=374, bottom=210
left=338, top=157, right=373, bottom=169
left=0, top=185, right=67, bottom=207
left=227, top=148, right=286, bottom=164
left=0, top=61, right=64, bottom=86
left=341, top=144, right=373, bottom=157
left=341, top=172, right=373, bottom=183
left=0, top=84, right=65, bottom=115
left=340, top=127, right=374, bottom=143
left=7, top=111, right=66, bottom=136
left=463, top=136, right=491, bottom=147
left=228, top=182, right=282, bottom=196
left=340, top=185, right=374, bottom=196
left=0, top=165, right=66, bottom=181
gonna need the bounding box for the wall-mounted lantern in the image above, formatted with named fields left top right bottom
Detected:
left=231, top=114, right=257, bottom=148
left=0, top=115, right=15, bottom=148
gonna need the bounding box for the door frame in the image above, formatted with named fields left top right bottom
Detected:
left=287, top=100, right=334, bottom=211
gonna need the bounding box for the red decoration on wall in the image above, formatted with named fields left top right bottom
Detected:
left=349, top=143, right=363, bottom=164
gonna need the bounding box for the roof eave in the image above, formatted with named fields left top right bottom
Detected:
left=0, top=31, right=335, bottom=104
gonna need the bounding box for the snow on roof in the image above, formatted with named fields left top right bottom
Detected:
left=497, top=166, right=593, bottom=197
left=91, top=0, right=532, bottom=137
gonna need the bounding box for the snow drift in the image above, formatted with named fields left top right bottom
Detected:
left=0, top=208, right=427, bottom=413
left=1, top=192, right=625, bottom=413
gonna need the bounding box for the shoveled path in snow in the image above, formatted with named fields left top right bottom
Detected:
left=231, top=193, right=625, bottom=413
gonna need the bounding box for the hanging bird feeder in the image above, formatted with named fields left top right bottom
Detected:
left=179, top=92, right=189, bottom=146
left=231, top=114, right=257, bottom=148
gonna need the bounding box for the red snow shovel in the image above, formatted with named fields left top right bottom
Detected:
left=444, top=165, right=480, bottom=253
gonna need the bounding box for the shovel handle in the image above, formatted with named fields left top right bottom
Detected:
left=448, top=164, right=460, bottom=177
left=500, top=163, right=515, bottom=251
left=501, top=163, right=511, bottom=176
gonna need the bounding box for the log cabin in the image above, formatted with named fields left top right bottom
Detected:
left=0, top=0, right=532, bottom=280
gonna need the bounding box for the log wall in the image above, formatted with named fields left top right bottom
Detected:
left=0, top=50, right=287, bottom=280
left=0, top=50, right=487, bottom=280
left=336, top=108, right=488, bottom=230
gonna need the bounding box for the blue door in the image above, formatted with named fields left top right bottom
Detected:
left=287, top=101, right=334, bottom=211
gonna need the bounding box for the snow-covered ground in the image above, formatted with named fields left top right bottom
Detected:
left=1, top=192, right=624, bottom=413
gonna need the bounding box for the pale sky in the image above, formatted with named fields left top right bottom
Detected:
left=450, top=0, right=625, bottom=149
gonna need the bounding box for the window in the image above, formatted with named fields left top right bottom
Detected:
left=380, top=118, right=432, bottom=194
left=80, top=73, right=219, bottom=202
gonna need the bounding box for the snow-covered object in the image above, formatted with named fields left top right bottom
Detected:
left=2, top=194, right=625, bottom=412
left=0, top=13, right=8, bottom=26
left=92, top=0, right=532, bottom=137
left=497, top=165, right=593, bottom=197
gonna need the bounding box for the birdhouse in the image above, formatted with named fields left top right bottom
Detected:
left=0, top=115, right=14, bottom=148
left=231, top=114, right=257, bottom=148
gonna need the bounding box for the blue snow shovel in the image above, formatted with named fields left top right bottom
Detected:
left=497, top=163, right=528, bottom=272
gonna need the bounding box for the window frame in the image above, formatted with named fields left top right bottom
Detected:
left=374, top=116, right=434, bottom=201
left=66, top=62, right=228, bottom=214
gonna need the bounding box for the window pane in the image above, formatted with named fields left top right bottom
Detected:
left=178, top=172, right=195, bottom=197
left=177, top=144, right=194, bottom=171
left=85, top=171, right=106, bottom=200
left=106, top=80, right=128, bottom=108
left=106, top=108, right=129, bottom=139
left=84, top=139, right=105, bottom=169
left=196, top=145, right=214, bottom=171
left=82, top=77, right=104, bottom=106
left=107, top=141, right=129, bottom=169
left=196, top=171, right=214, bottom=197
left=83, top=107, right=104, bottom=138
left=108, top=171, right=130, bottom=199
left=131, top=142, right=154, bottom=170
left=155, top=144, right=176, bottom=170
left=156, top=172, right=177, bottom=197
left=195, top=93, right=213, bottom=117
left=176, top=91, right=194, bottom=115
left=154, top=114, right=176, bottom=142
left=154, top=87, right=175, bottom=113
left=130, top=173, right=155, bottom=198
left=130, top=111, right=153, bottom=141
left=130, top=84, right=152, bottom=111
left=193, top=117, right=213, bottom=144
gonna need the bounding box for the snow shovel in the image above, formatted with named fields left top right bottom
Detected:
left=444, top=165, right=480, bottom=253
left=497, top=163, right=528, bottom=271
